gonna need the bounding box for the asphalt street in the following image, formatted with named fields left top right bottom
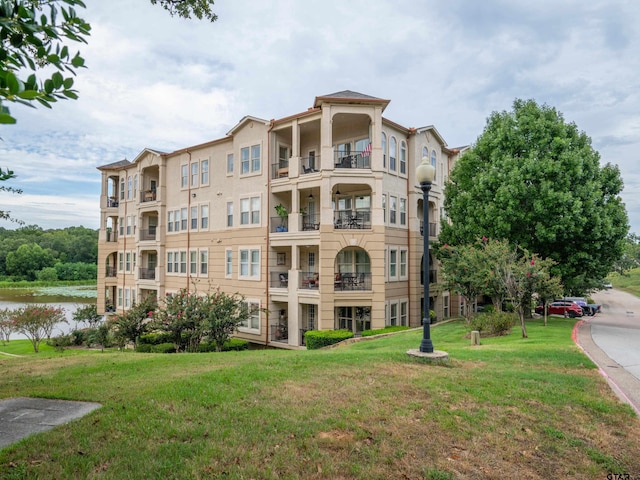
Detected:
left=577, top=288, right=640, bottom=415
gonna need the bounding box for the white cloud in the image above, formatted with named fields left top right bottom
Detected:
left=0, top=0, right=638, bottom=235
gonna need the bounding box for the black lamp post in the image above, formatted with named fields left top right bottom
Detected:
left=416, top=156, right=436, bottom=353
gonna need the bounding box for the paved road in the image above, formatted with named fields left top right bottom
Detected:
left=576, top=288, right=640, bottom=415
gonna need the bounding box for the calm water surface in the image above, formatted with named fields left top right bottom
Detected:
left=0, top=286, right=97, bottom=340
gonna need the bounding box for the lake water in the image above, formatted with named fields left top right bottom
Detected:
left=0, top=286, right=97, bottom=341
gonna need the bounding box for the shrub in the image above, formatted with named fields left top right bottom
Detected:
left=198, top=338, right=249, bottom=352
left=47, top=334, right=73, bottom=352
left=152, top=342, right=177, bottom=353
left=469, top=311, right=515, bottom=336
left=305, top=329, right=354, bottom=350
left=135, top=343, right=153, bottom=353
left=139, top=332, right=173, bottom=345
left=361, top=326, right=410, bottom=337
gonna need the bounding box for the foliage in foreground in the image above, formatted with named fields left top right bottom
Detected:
left=1, top=319, right=639, bottom=479
left=10, top=304, right=66, bottom=352
left=304, top=328, right=354, bottom=349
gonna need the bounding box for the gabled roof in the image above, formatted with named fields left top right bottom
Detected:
left=415, top=125, right=448, bottom=147
left=226, top=115, right=269, bottom=136
left=97, top=159, right=132, bottom=171
left=313, top=90, right=390, bottom=111
left=131, top=148, right=167, bottom=164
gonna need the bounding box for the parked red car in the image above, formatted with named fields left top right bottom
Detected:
left=535, top=301, right=583, bottom=318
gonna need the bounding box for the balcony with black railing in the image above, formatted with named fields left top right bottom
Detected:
left=139, top=267, right=156, bottom=280
left=301, top=214, right=320, bottom=231
left=105, top=266, right=117, bottom=278
left=334, top=151, right=370, bottom=169
left=270, top=271, right=289, bottom=289
left=140, top=227, right=156, bottom=241
left=334, top=210, right=371, bottom=230
left=300, top=156, right=320, bottom=175
left=334, top=272, right=372, bottom=291
left=420, top=221, right=437, bottom=237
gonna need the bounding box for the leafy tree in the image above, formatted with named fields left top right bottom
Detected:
left=611, top=233, right=640, bottom=276
left=535, top=269, right=564, bottom=327
left=0, top=0, right=216, bottom=124
left=5, top=243, right=56, bottom=280
left=0, top=307, right=14, bottom=343
left=202, top=288, right=250, bottom=352
left=150, top=0, right=217, bottom=21
left=110, top=296, right=156, bottom=350
left=11, top=304, right=66, bottom=352
left=154, top=289, right=207, bottom=352
left=437, top=242, right=486, bottom=324
left=440, top=99, right=629, bottom=294
left=0, top=167, right=23, bottom=224
left=72, top=303, right=101, bottom=328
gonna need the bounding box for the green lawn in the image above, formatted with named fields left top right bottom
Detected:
left=1, top=318, right=640, bottom=479
left=608, top=267, right=640, bottom=297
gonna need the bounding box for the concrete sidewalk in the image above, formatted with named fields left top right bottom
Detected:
left=0, top=397, right=101, bottom=449
left=575, top=321, right=640, bottom=416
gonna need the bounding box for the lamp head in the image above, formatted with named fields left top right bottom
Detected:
left=416, top=156, right=436, bottom=184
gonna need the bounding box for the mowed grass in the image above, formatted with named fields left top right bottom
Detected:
left=2, top=318, right=640, bottom=479
left=608, top=267, right=640, bottom=297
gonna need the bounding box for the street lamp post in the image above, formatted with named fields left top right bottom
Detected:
left=416, top=156, right=436, bottom=353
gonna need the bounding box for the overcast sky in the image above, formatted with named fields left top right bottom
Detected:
left=1, top=0, right=638, bottom=235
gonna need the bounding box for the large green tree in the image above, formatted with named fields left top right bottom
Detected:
left=440, top=99, right=629, bottom=294
left=0, top=0, right=216, bottom=124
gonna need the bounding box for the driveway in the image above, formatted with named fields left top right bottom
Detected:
left=576, top=288, right=640, bottom=415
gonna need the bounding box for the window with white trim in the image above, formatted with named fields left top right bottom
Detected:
left=240, top=196, right=260, bottom=225
left=239, top=300, right=260, bottom=331
left=400, top=198, right=406, bottom=226
left=400, top=249, right=408, bottom=279
left=227, top=153, right=234, bottom=174
left=390, top=301, right=398, bottom=326
left=400, top=301, right=408, bottom=326
left=381, top=132, right=387, bottom=168
left=382, top=194, right=387, bottom=223
left=125, top=252, right=131, bottom=272
left=120, top=178, right=125, bottom=200
left=431, top=150, right=437, bottom=181
left=201, top=159, right=209, bottom=184
left=240, top=145, right=261, bottom=174
left=127, top=176, right=132, bottom=199
left=190, top=250, right=197, bottom=275
left=124, top=288, right=131, bottom=309
left=200, top=250, right=208, bottom=275
left=117, top=287, right=123, bottom=307
left=180, top=251, right=187, bottom=274
left=181, top=207, right=187, bottom=231
left=201, top=204, right=209, bottom=229
left=191, top=206, right=198, bottom=230
left=167, top=252, right=174, bottom=273
left=225, top=249, right=232, bottom=277
left=118, top=252, right=124, bottom=272
left=134, top=174, right=138, bottom=198
left=389, top=248, right=397, bottom=280
left=444, top=294, right=450, bottom=318
left=251, top=145, right=261, bottom=172
left=400, top=141, right=406, bottom=174
left=168, top=211, right=174, bottom=233
left=389, top=136, right=397, bottom=171
left=390, top=196, right=397, bottom=224
left=181, top=164, right=188, bottom=188
left=191, top=162, right=199, bottom=187
left=227, top=202, right=233, bottom=227
left=239, top=248, right=260, bottom=280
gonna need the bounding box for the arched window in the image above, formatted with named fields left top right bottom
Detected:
left=381, top=132, right=387, bottom=168
left=389, top=137, right=397, bottom=171
left=431, top=149, right=437, bottom=180
left=422, top=146, right=429, bottom=159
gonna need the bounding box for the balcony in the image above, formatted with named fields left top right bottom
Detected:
left=420, top=270, right=438, bottom=285
left=271, top=161, right=289, bottom=179
left=300, top=156, right=320, bottom=175
left=141, top=190, right=156, bottom=203
left=106, top=230, right=118, bottom=242
left=299, top=271, right=319, bottom=290
left=270, top=216, right=289, bottom=233
left=270, top=271, right=289, bottom=288
left=420, top=221, right=437, bottom=237
left=270, top=323, right=288, bottom=343
left=334, top=151, right=370, bottom=169
left=334, top=210, right=371, bottom=230
left=301, top=214, right=320, bottom=231
left=139, top=267, right=156, bottom=280
left=105, top=266, right=116, bottom=278
left=107, top=197, right=119, bottom=208
left=140, top=227, right=156, bottom=241
left=334, top=272, right=372, bottom=291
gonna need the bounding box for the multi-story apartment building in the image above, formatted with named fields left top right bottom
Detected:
left=96, top=91, right=462, bottom=348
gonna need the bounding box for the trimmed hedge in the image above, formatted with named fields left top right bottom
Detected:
left=139, top=332, right=174, bottom=345
left=305, top=329, right=354, bottom=350
left=135, top=342, right=176, bottom=353
left=361, top=326, right=410, bottom=337
left=198, top=338, right=250, bottom=352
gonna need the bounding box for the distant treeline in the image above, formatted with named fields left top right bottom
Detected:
left=0, top=225, right=97, bottom=282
